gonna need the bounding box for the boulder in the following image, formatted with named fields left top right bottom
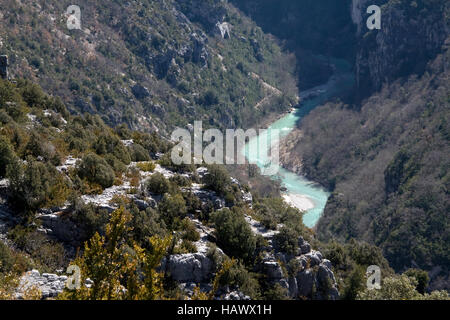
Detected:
left=315, top=251, right=323, bottom=260
left=162, top=253, right=213, bottom=283
left=38, top=214, right=85, bottom=246
left=298, top=237, right=311, bottom=254
left=303, top=251, right=322, bottom=267
left=296, top=256, right=308, bottom=270
left=263, top=261, right=284, bottom=280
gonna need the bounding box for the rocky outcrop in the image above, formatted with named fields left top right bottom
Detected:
left=296, top=269, right=315, bottom=297
left=15, top=270, right=67, bottom=299
left=216, top=22, right=231, bottom=39
left=16, top=270, right=93, bottom=300
left=149, top=103, right=165, bottom=117
left=258, top=235, right=339, bottom=300
left=245, top=215, right=279, bottom=241
left=7, top=150, right=335, bottom=300
left=317, top=264, right=338, bottom=291
left=161, top=253, right=214, bottom=283
left=221, top=290, right=251, bottom=300
left=240, top=193, right=339, bottom=300
left=263, top=261, right=284, bottom=280
left=298, top=236, right=312, bottom=255
left=150, top=32, right=209, bottom=80
left=161, top=215, right=220, bottom=286
left=191, top=33, right=209, bottom=68
left=38, top=213, right=86, bottom=246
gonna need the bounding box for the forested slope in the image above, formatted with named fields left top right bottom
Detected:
left=0, top=0, right=297, bottom=133
left=298, top=50, right=449, bottom=279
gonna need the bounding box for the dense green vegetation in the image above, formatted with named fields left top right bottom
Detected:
left=212, top=207, right=256, bottom=264
left=0, top=78, right=168, bottom=214
left=357, top=274, right=449, bottom=300
left=0, top=78, right=170, bottom=271
left=203, top=164, right=231, bottom=196
left=317, top=239, right=393, bottom=300
left=253, top=197, right=307, bottom=233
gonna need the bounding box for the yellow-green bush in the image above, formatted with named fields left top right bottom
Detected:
left=136, top=161, right=155, bottom=172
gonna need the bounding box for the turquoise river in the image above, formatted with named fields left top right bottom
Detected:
left=244, top=58, right=354, bottom=228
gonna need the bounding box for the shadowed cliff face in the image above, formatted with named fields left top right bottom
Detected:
left=233, top=0, right=449, bottom=100
left=230, top=0, right=356, bottom=58
left=354, top=0, right=450, bottom=99
left=230, top=0, right=357, bottom=90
